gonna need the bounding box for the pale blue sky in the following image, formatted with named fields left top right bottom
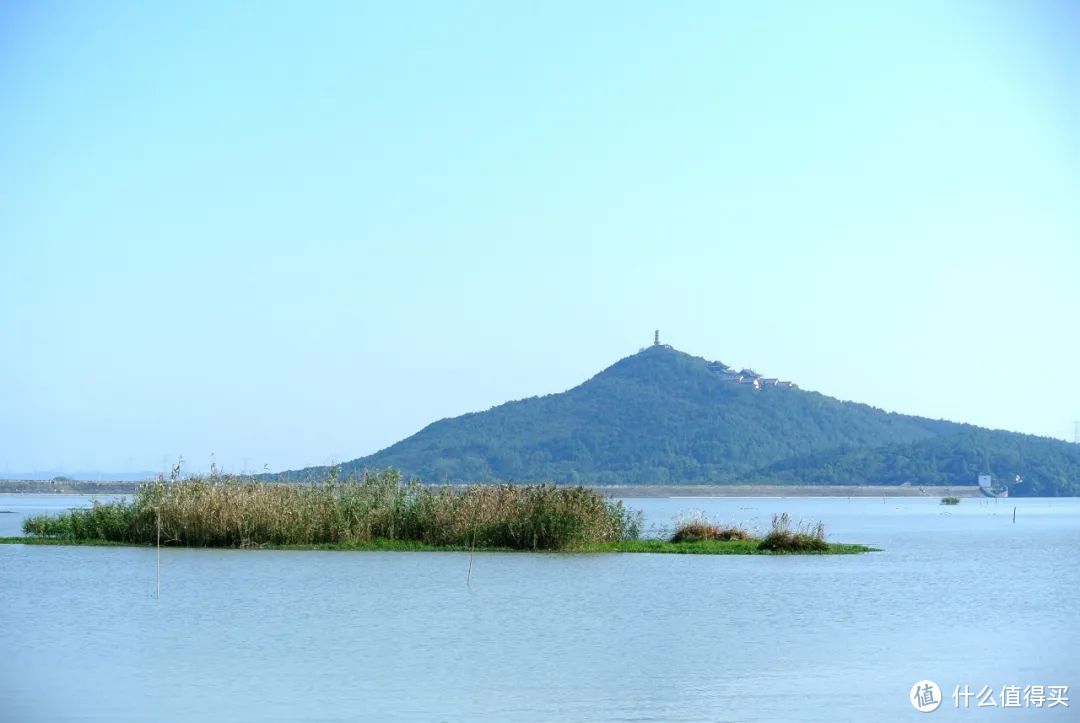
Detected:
left=1, top=1, right=1077, bottom=475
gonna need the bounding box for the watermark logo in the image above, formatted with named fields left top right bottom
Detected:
left=909, top=681, right=1070, bottom=712
left=911, top=680, right=943, bottom=713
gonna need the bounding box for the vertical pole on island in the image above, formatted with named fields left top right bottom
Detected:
left=156, top=508, right=161, bottom=601
left=466, top=507, right=476, bottom=587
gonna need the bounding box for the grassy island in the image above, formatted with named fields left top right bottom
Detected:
left=11, top=471, right=876, bottom=555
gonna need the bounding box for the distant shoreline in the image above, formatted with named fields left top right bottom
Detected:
left=0, top=480, right=144, bottom=494
left=593, top=484, right=984, bottom=498
left=0, top=479, right=983, bottom=498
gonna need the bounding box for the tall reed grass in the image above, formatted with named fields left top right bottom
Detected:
left=669, top=514, right=749, bottom=543
left=756, top=512, right=828, bottom=552
left=22, top=470, right=641, bottom=551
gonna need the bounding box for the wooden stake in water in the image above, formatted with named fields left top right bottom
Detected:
left=1013, top=506, right=1016, bottom=524
left=155, top=508, right=161, bottom=601
left=466, top=512, right=477, bottom=587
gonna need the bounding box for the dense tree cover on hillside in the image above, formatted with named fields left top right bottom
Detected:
left=752, top=427, right=1080, bottom=495
left=278, top=347, right=1080, bottom=496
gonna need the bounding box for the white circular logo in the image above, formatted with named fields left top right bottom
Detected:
left=910, top=680, right=942, bottom=713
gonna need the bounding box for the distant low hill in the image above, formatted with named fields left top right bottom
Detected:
left=277, top=346, right=1080, bottom=496
left=1, top=470, right=157, bottom=483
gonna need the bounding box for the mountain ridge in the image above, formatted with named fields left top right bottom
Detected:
left=276, top=346, right=1080, bottom=495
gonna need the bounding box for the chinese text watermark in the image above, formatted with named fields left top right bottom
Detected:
left=910, top=681, right=1069, bottom=712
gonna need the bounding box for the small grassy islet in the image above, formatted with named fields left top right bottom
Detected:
left=7, top=471, right=877, bottom=555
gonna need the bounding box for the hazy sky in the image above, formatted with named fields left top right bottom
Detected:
left=2, top=1, right=1077, bottom=475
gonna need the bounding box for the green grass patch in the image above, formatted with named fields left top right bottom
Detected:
left=599, top=539, right=876, bottom=554
left=941, top=496, right=961, bottom=505
left=0, top=535, right=878, bottom=554
left=0, top=536, right=140, bottom=547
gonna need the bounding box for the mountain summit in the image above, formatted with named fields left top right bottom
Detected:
left=280, top=346, right=1079, bottom=495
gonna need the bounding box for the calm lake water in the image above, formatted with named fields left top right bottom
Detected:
left=1, top=494, right=1077, bottom=721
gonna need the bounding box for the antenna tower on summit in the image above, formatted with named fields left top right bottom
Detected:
left=654, top=330, right=660, bottom=346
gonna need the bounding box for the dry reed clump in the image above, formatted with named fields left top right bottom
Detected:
left=22, top=470, right=642, bottom=551
left=670, top=517, right=749, bottom=543
left=756, top=512, right=828, bottom=552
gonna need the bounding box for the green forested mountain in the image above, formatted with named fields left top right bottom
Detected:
left=279, top=346, right=1080, bottom=495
